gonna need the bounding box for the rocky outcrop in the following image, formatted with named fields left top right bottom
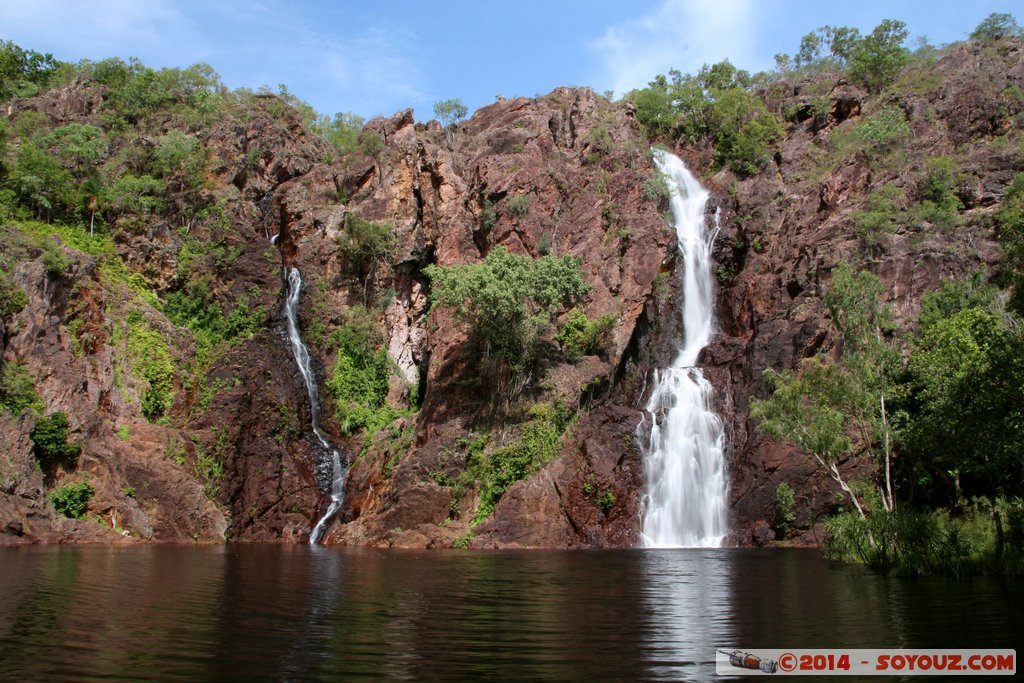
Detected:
left=3, top=38, right=1022, bottom=548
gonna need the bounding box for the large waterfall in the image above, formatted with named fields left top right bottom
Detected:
left=283, top=267, right=347, bottom=544
left=640, top=150, right=728, bottom=548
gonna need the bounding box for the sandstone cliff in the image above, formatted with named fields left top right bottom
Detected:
left=1, top=37, right=1021, bottom=547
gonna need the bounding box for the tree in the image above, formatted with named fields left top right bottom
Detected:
left=848, top=19, right=910, bottom=94
left=970, top=13, right=1022, bottom=42
left=433, top=98, right=468, bottom=148
left=425, top=247, right=589, bottom=407
left=751, top=263, right=899, bottom=518
left=795, top=25, right=862, bottom=71
left=710, top=88, right=784, bottom=176
left=0, top=40, right=62, bottom=102
left=899, top=303, right=1024, bottom=558
left=995, top=173, right=1024, bottom=314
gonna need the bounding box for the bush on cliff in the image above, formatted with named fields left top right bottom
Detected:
left=30, top=412, right=81, bottom=470
left=424, top=247, right=589, bottom=408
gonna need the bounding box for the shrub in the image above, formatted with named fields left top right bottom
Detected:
left=506, top=192, right=531, bottom=217
left=325, top=308, right=395, bottom=436
left=710, top=89, right=784, bottom=176
left=914, top=157, right=962, bottom=229
left=0, top=269, right=27, bottom=319
left=424, top=246, right=589, bottom=402
left=555, top=308, right=616, bottom=361
left=41, top=242, right=73, bottom=277
left=641, top=171, right=671, bottom=204
left=336, top=213, right=394, bottom=282
left=775, top=482, right=797, bottom=534
left=849, top=107, right=911, bottom=148
left=853, top=184, right=906, bottom=244
left=125, top=313, right=175, bottom=421
left=0, top=363, right=42, bottom=415
left=48, top=481, right=94, bottom=518
left=470, top=403, right=570, bottom=524
left=30, top=412, right=81, bottom=469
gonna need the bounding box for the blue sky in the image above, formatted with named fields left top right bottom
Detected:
left=1, top=1, right=1020, bottom=123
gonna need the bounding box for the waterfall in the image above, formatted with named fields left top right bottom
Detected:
left=283, top=267, right=347, bottom=544
left=640, top=149, right=728, bottom=548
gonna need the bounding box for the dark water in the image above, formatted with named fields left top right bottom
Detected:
left=0, top=546, right=1019, bottom=681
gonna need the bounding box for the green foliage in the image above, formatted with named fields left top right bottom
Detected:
left=752, top=264, right=898, bottom=516
left=193, top=439, right=224, bottom=500
left=848, top=19, right=911, bottom=94
left=555, top=308, right=616, bottom=361
left=853, top=184, right=906, bottom=244
left=103, top=174, right=165, bottom=220
left=710, top=89, right=784, bottom=176
left=0, top=269, right=28, bottom=319
left=116, top=425, right=131, bottom=441
left=324, top=308, right=396, bottom=436
left=48, top=480, right=94, bottom=519
left=847, top=106, right=911, bottom=149
left=794, top=25, right=862, bottom=71
left=125, top=313, right=175, bottom=421
left=641, top=170, right=671, bottom=204
left=312, top=111, right=366, bottom=153
left=913, top=157, right=962, bottom=229
left=153, top=131, right=207, bottom=192
left=434, top=98, right=468, bottom=148
left=995, top=173, right=1024, bottom=313
left=6, top=140, right=78, bottom=220
left=41, top=241, right=73, bottom=277
left=433, top=98, right=468, bottom=128
left=425, top=247, right=590, bottom=400
left=0, top=40, right=62, bottom=101
left=900, top=306, right=1024, bottom=504
left=627, top=60, right=781, bottom=176
left=164, top=278, right=265, bottom=365
left=970, top=13, right=1022, bottom=42
left=0, top=363, right=43, bottom=415
left=506, top=192, right=531, bottom=217
left=336, top=213, right=395, bottom=284
left=470, top=403, right=570, bottom=524
left=775, top=482, right=797, bottom=534
left=597, top=490, right=616, bottom=514
left=825, top=496, right=1023, bottom=577
left=917, top=274, right=999, bottom=333
left=30, top=412, right=81, bottom=469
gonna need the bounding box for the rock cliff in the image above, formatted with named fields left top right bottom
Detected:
left=1, top=37, right=1022, bottom=547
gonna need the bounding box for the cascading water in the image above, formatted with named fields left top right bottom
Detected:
left=283, top=267, right=347, bottom=544
left=640, top=149, right=728, bottom=548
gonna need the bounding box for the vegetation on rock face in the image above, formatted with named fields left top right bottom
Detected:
left=0, top=363, right=42, bottom=415
left=425, top=247, right=589, bottom=408
left=30, top=412, right=81, bottom=470
left=325, top=307, right=401, bottom=439
left=48, top=480, right=94, bottom=518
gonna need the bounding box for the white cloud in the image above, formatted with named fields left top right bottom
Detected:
left=592, top=0, right=759, bottom=96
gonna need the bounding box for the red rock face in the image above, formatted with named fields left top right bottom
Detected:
left=3, top=39, right=1021, bottom=547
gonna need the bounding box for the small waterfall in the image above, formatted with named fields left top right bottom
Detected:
left=640, top=149, right=728, bottom=548
left=283, top=267, right=347, bottom=544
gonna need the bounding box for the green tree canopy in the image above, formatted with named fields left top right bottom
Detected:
left=848, top=19, right=911, bottom=94
left=970, top=12, right=1023, bottom=42
left=425, top=247, right=589, bottom=404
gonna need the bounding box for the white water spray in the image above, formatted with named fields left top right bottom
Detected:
left=640, top=150, right=728, bottom=548
left=283, top=267, right=347, bottom=544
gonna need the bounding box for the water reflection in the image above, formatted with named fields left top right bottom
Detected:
left=0, top=546, right=1020, bottom=681
left=639, top=550, right=734, bottom=679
